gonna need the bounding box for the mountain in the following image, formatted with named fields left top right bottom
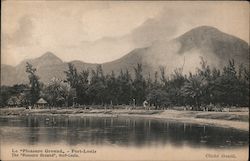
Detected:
left=177, top=26, right=249, bottom=68
left=104, top=26, right=249, bottom=75
left=1, top=26, right=249, bottom=86
left=102, top=47, right=152, bottom=75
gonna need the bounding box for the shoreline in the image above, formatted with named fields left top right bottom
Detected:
left=0, top=108, right=249, bottom=132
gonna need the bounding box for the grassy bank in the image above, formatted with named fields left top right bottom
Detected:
left=0, top=107, right=249, bottom=131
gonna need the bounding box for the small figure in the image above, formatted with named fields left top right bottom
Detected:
left=132, top=98, right=136, bottom=110
left=143, top=100, right=148, bottom=110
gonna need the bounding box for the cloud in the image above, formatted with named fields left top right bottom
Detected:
left=1, top=1, right=249, bottom=66
left=3, top=16, right=35, bottom=47
left=1, top=15, right=37, bottom=66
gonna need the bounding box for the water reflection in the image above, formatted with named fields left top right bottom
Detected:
left=0, top=116, right=248, bottom=148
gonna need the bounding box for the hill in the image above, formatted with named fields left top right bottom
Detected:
left=1, top=26, right=249, bottom=86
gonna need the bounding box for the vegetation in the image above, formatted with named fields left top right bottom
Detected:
left=0, top=58, right=249, bottom=110
left=26, top=62, right=41, bottom=104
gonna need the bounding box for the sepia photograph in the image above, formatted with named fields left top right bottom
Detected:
left=0, top=1, right=249, bottom=161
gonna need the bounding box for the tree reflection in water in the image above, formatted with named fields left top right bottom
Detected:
left=0, top=116, right=248, bottom=148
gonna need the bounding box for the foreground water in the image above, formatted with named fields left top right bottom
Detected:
left=0, top=115, right=248, bottom=160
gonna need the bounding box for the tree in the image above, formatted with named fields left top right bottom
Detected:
left=26, top=62, right=40, bottom=105
left=0, top=85, right=28, bottom=107
left=64, top=63, right=86, bottom=105
left=59, top=58, right=249, bottom=108
left=239, top=66, right=250, bottom=106
left=218, top=59, right=248, bottom=106
left=164, top=68, right=186, bottom=106
left=43, top=78, right=71, bottom=107
left=132, top=64, right=146, bottom=105
left=196, top=58, right=213, bottom=105
left=146, top=88, right=170, bottom=109
left=105, top=71, right=119, bottom=105
left=181, top=74, right=207, bottom=110
left=87, top=65, right=106, bottom=105
left=146, top=69, right=168, bottom=109
left=64, top=63, right=79, bottom=88
left=117, top=69, right=133, bottom=105
left=77, top=69, right=90, bottom=105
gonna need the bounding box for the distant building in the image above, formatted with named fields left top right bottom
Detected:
left=7, top=96, right=21, bottom=107
left=35, top=98, right=48, bottom=108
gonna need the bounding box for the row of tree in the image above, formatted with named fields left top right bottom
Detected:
left=0, top=58, right=249, bottom=110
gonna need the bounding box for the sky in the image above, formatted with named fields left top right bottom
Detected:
left=1, top=1, right=249, bottom=66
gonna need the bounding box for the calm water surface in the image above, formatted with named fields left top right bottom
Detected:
left=0, top=115, right=248, bottom=149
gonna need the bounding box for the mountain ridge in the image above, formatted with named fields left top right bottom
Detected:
left=1, top=26, right=249, bottom=86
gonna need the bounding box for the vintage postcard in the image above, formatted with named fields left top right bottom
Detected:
left=0, top=1, right=249, bottom=161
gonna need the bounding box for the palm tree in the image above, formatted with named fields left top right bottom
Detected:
left=43, top=78, right=71, bottom=107
left=181, top=74, right=207, bottom=110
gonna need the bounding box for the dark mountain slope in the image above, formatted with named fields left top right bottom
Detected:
left=176, top=26, right=249, bottom=68
left=1, top=26, right=249, bottom=85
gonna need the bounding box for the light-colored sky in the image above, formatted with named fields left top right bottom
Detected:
left=1, top=1, right=249, bottom=66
